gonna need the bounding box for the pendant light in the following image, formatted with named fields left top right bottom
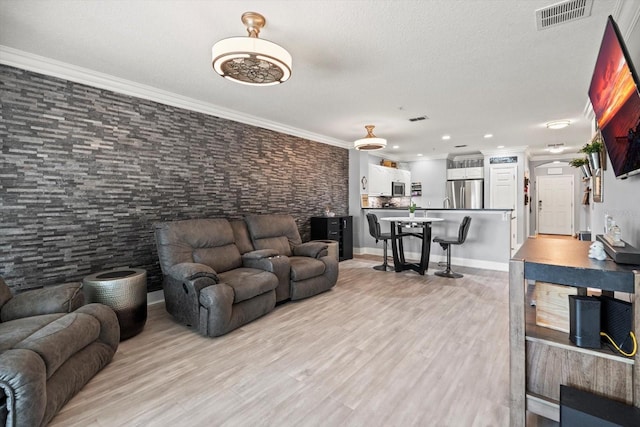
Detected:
left=212, top=12, right=292, bottom=86
left=354, top=125, right=387, bottom=151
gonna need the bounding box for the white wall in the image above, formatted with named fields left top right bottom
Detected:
left=590, top=166, right=640, bottom=247
left=409, top=159, right=447, bottom=208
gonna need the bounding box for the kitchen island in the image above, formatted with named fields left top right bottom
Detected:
left=357, top=208, right=513, bottom=271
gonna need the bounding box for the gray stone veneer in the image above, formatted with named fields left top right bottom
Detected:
left=0, top=65, right=348, bottom=292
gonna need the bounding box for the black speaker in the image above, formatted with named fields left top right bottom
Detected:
left=560, top=385, right=640, bottom=426
left=569, top=295, right=601, bottom=348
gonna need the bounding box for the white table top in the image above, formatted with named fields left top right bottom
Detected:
left=379, top=217, right=444, bottom=223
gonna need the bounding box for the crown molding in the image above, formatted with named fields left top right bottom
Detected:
left=529, top=152, right=581, bottom=162
left=0, top=46, right=351, bottom=150
left=480, top=146, right=528, bottom=156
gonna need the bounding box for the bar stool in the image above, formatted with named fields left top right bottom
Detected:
left=433, top=216, right=472, bottom=278
left=366, top=213, right=393, bottom=271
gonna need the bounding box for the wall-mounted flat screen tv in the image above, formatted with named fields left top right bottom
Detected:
left=588, top=16, right=640, bottom=179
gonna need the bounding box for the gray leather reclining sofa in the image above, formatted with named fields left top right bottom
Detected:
left=0, top=278, right=119, bottom=427
left=154, top=214, right=339, bottom=337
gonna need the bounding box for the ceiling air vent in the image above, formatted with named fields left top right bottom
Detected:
left=536, top=0, right=593, bottom=30
left=408, top=115, right=428, bottom=122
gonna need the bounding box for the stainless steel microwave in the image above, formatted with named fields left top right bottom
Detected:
left=392, top=181, right=405, bottom=197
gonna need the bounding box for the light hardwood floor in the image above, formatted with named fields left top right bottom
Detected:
left=50, top=258, right=527, bottom=426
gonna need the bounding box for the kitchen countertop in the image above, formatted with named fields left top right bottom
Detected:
left=362, top=207, right=513, bottom=211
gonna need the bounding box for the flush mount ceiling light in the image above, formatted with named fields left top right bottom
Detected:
left=546, top=143, right=565, bottom=153
left=212, top=12, right=292, bottom=86
left=546, top=119, right=571, bottom=129
left=354, top=125, right=387, bottom=151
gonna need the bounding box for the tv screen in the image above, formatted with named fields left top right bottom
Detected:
left=588, top=16, right=640, bottom=179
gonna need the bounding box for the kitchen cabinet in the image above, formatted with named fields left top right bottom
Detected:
left=368, top=165, right=410, bottom=196
left=396, top=169, right=411, bottom=195
left=310, top=216, right=353, bottom=261
left=368, top=164, right=392, bottom=195
left=446, top=166, right=484, bottom=180
left=509, top=238, right=639, bottom=426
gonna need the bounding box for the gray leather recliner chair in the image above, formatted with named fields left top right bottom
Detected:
left=154, top=218, right=282, bottom=337
left=244, top=214, right=339, bottom=300
left=0, top=278, right=119, bottom=427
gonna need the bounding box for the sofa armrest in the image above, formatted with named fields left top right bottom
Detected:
left=198, top=283, right=234, bottom=336
left=75, top=303, right=121, bottom=351
left=242, top=249, right=280, bottom=260
left=0, top=349, right=47, bottom=427
left=292, top=241, right=328, bottom=259
left=166, top=262, right=219, bottom=284
left=0, top=282, right=84, bottom=322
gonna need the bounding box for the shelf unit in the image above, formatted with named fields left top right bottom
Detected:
left=509, top=238, right=639, bottom=426
left=411, top=182, right=422, bottom=197
left=310, top=216, right=353, bottom=261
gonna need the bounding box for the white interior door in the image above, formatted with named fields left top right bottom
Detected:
left=490, top=166, right=517, bottom=252
left=536, top=175, right=574, bottom=235
left=490, top=166, right=516, bottom=209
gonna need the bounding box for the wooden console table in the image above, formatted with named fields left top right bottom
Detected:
left=509, top=238, right=640, bottom=425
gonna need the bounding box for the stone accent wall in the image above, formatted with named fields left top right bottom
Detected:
left=0, top=65, right=349, bottom=292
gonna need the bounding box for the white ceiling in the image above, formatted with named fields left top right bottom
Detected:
left=1, top=0, right=639, bottom=161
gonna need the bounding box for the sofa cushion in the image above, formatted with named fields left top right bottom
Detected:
left=251, top=236, right=293, bottom=256
left=289, top=257, right=326, bottom=282
left=244, top=214, right=303, bottom=257
left=217, top=268, right=278, bottom=303
left=155, top=218, right=242, bottom=272
left=230, top=220, right=255, bottom=255
left=0, top=314, right=65, bottom=353
left=193, top=244, right=242, bottom=273
left=14, top=312, right=101, bottom=378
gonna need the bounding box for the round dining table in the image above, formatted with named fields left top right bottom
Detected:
left=379, top=216, right=444, bottom=275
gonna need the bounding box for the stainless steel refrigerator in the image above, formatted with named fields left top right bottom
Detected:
left=446, top=179, right=484, bottom=209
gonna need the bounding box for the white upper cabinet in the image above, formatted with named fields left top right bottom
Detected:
left=368, top=165, right=411, bottom=196
left=465, top=167, right=484, bottom=179
left=368, top=164, right=392, bottom=196
left=447, top=167, right=484, bottom=180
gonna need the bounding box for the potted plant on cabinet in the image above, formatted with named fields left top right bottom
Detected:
left=409, top=201, right=417, bottom=219
left=580, top=137, right=604, bottom=172
left=569, top=158, right=591, bottom=178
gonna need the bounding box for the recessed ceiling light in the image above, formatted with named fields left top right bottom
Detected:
left=497, top=145, right=505, bottom=149
left=392, top=145, right=399, bottom=149
left=417, top=153, right=423, bottom=157
left=442, top=135, right=451, bottom=140
left=553, top=160, right=561, bottom=164
left=546, top=120, right=571, bottom=130
left=484, top=134, right=493, bottom=139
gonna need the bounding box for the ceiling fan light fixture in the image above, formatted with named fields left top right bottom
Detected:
left=212, top=12, right=292, bottom=86
left=354, top=125, right=387, bottom=151
left=546, top=119, right=571, bottom=130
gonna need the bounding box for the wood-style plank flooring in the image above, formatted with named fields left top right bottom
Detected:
left=49, top=257, right=537, bottom=426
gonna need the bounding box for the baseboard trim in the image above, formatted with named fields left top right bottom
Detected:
left=147, top=289, right=164, bottom=305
